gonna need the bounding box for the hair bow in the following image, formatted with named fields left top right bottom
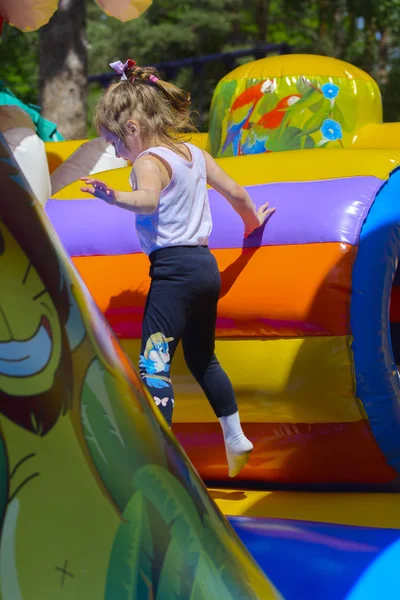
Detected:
left=109, top=59, right=136, bottom=81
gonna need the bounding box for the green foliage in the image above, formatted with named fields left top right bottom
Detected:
left=88, top=0, right=243, bottom=68
left=86, top=0, right=244, bottom=130
left=381, top=58, right=400, bottom=123
left=2, top=0, right=400, bottom=131
left=0, top=24, right=39, bottom=103
left=85, top=0, right=400, bottom=128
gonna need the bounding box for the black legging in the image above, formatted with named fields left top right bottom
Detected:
left=139, top=245, right=238, bottom=425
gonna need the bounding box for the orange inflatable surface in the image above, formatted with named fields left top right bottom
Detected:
left=73, top=243, right=356, bottom=339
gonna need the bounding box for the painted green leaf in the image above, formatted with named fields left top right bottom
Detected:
left=264, top=128, right=280, bottom=151
left=105, top=491, right=154, bottom=600
left=332, top=101, right=357, bottom=133
left=301, top=135, right=316, bottom=150
left=296, top=76, right=315, bottom=95
left=81, top=359, right=145, bottom=510
left=210, top=80, right=237, bottom=156
left=308, top=98, right=324, bottom=114
left=188, top=580, right=208, bottom=600
left=302, top=98, right=331, bottom=135
left=189, top=554, right=234, bottom=600
left=267, top=126, right=303, bottom=152
left=134, top=466, right=233, bottom=599
left=202, top=514, right=259, bottom=600
left=282, top=88, right=321, bottom=122
left=156, top=537, right=199, bottom=600
left=253, top=92, right=279, bottom=120
left=133, top=465, right=204, bottom=547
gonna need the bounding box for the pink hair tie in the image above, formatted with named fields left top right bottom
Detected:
left=149, top=74, right=159, bottom=83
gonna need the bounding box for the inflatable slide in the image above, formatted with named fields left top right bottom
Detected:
left=0, top=135, right=279, bottom=599
left=1, top=53, right=400, bottom=598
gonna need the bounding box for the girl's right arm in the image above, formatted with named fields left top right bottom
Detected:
left=80, top=156, right=164, bottom=215
left=202, top=150, right=275, bottom=238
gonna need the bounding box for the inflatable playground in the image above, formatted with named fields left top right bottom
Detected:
left=2, top=48, right=400, bottom=599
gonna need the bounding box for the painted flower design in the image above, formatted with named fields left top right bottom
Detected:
left=320, top=119, right=342, bottom=141
left=321, top=83, right=340, bottom=99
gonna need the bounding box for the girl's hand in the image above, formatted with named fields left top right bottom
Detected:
left=80, top=177, right=116, bottom=204
left=244, top=202, right=276, bottom=238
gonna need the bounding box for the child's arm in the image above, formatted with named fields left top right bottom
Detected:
left=80, top=156, right=162, bottom=214
left=202, top=150, right=275, bottom=237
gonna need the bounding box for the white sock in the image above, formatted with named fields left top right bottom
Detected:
left=218, top=411, right=253, bottom=478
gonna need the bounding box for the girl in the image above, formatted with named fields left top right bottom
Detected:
left=81, top=59, right=275, bottom=477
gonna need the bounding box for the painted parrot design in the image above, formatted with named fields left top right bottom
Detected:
left=222, top=79, right=276, bottom=155
left=224, top=84, right=301, bottom=155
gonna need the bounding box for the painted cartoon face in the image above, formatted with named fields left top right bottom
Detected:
left=0, top=223, right=62, bottom=397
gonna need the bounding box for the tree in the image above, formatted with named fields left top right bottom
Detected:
left=39, top=0, right=88, bottom=139
left=2, top=0, right=400, bottom=132
left=0, top=26, right=39, bottom=103
left=86, top=0, right=245, bottom=128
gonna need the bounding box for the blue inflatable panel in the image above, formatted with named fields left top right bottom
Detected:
left=229, top=515, right=400, bottom=600
left=351, top=168, right=400, bottom=473
left=390, top=322, right=400, bottom=365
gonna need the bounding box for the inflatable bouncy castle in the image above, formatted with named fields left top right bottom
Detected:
left=47, top=55, right=400, bottom=489
left=2, top=53, right=400, bottom=599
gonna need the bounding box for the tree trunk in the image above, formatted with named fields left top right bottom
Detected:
left=377, top=27, right=390, bottom=85
left=363, top=19, right=377, bottom=75
left=346, top=7, right=357, bottom=58
left=254, top=0, right=270, bottom=43
left=317, top=0, right=329, bottom=43
left=332, top=0, right=347, bottom=59
left=39, top=0, right=87, bottom=139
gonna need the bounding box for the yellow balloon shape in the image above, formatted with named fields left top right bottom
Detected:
left=95, top=0, right=152, bottom=22
left=0, top=0, right=58, bottom=32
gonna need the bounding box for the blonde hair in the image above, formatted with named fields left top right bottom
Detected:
left=93, top=64, right=197, bottom=146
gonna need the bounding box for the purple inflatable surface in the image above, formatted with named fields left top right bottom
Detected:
left=46, top=176, right=383, bottom=257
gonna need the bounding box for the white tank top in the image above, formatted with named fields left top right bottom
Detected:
left=130, top=143, right=213, bottom=255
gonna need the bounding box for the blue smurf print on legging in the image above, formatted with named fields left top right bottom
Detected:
left=139, top=332, right=174, bottom=389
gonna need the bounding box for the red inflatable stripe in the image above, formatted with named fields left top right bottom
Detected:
left=174, top=420, right=397, bottom=485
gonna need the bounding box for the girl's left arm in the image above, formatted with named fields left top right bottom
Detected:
left=80, top=156, right=162, bottom=214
